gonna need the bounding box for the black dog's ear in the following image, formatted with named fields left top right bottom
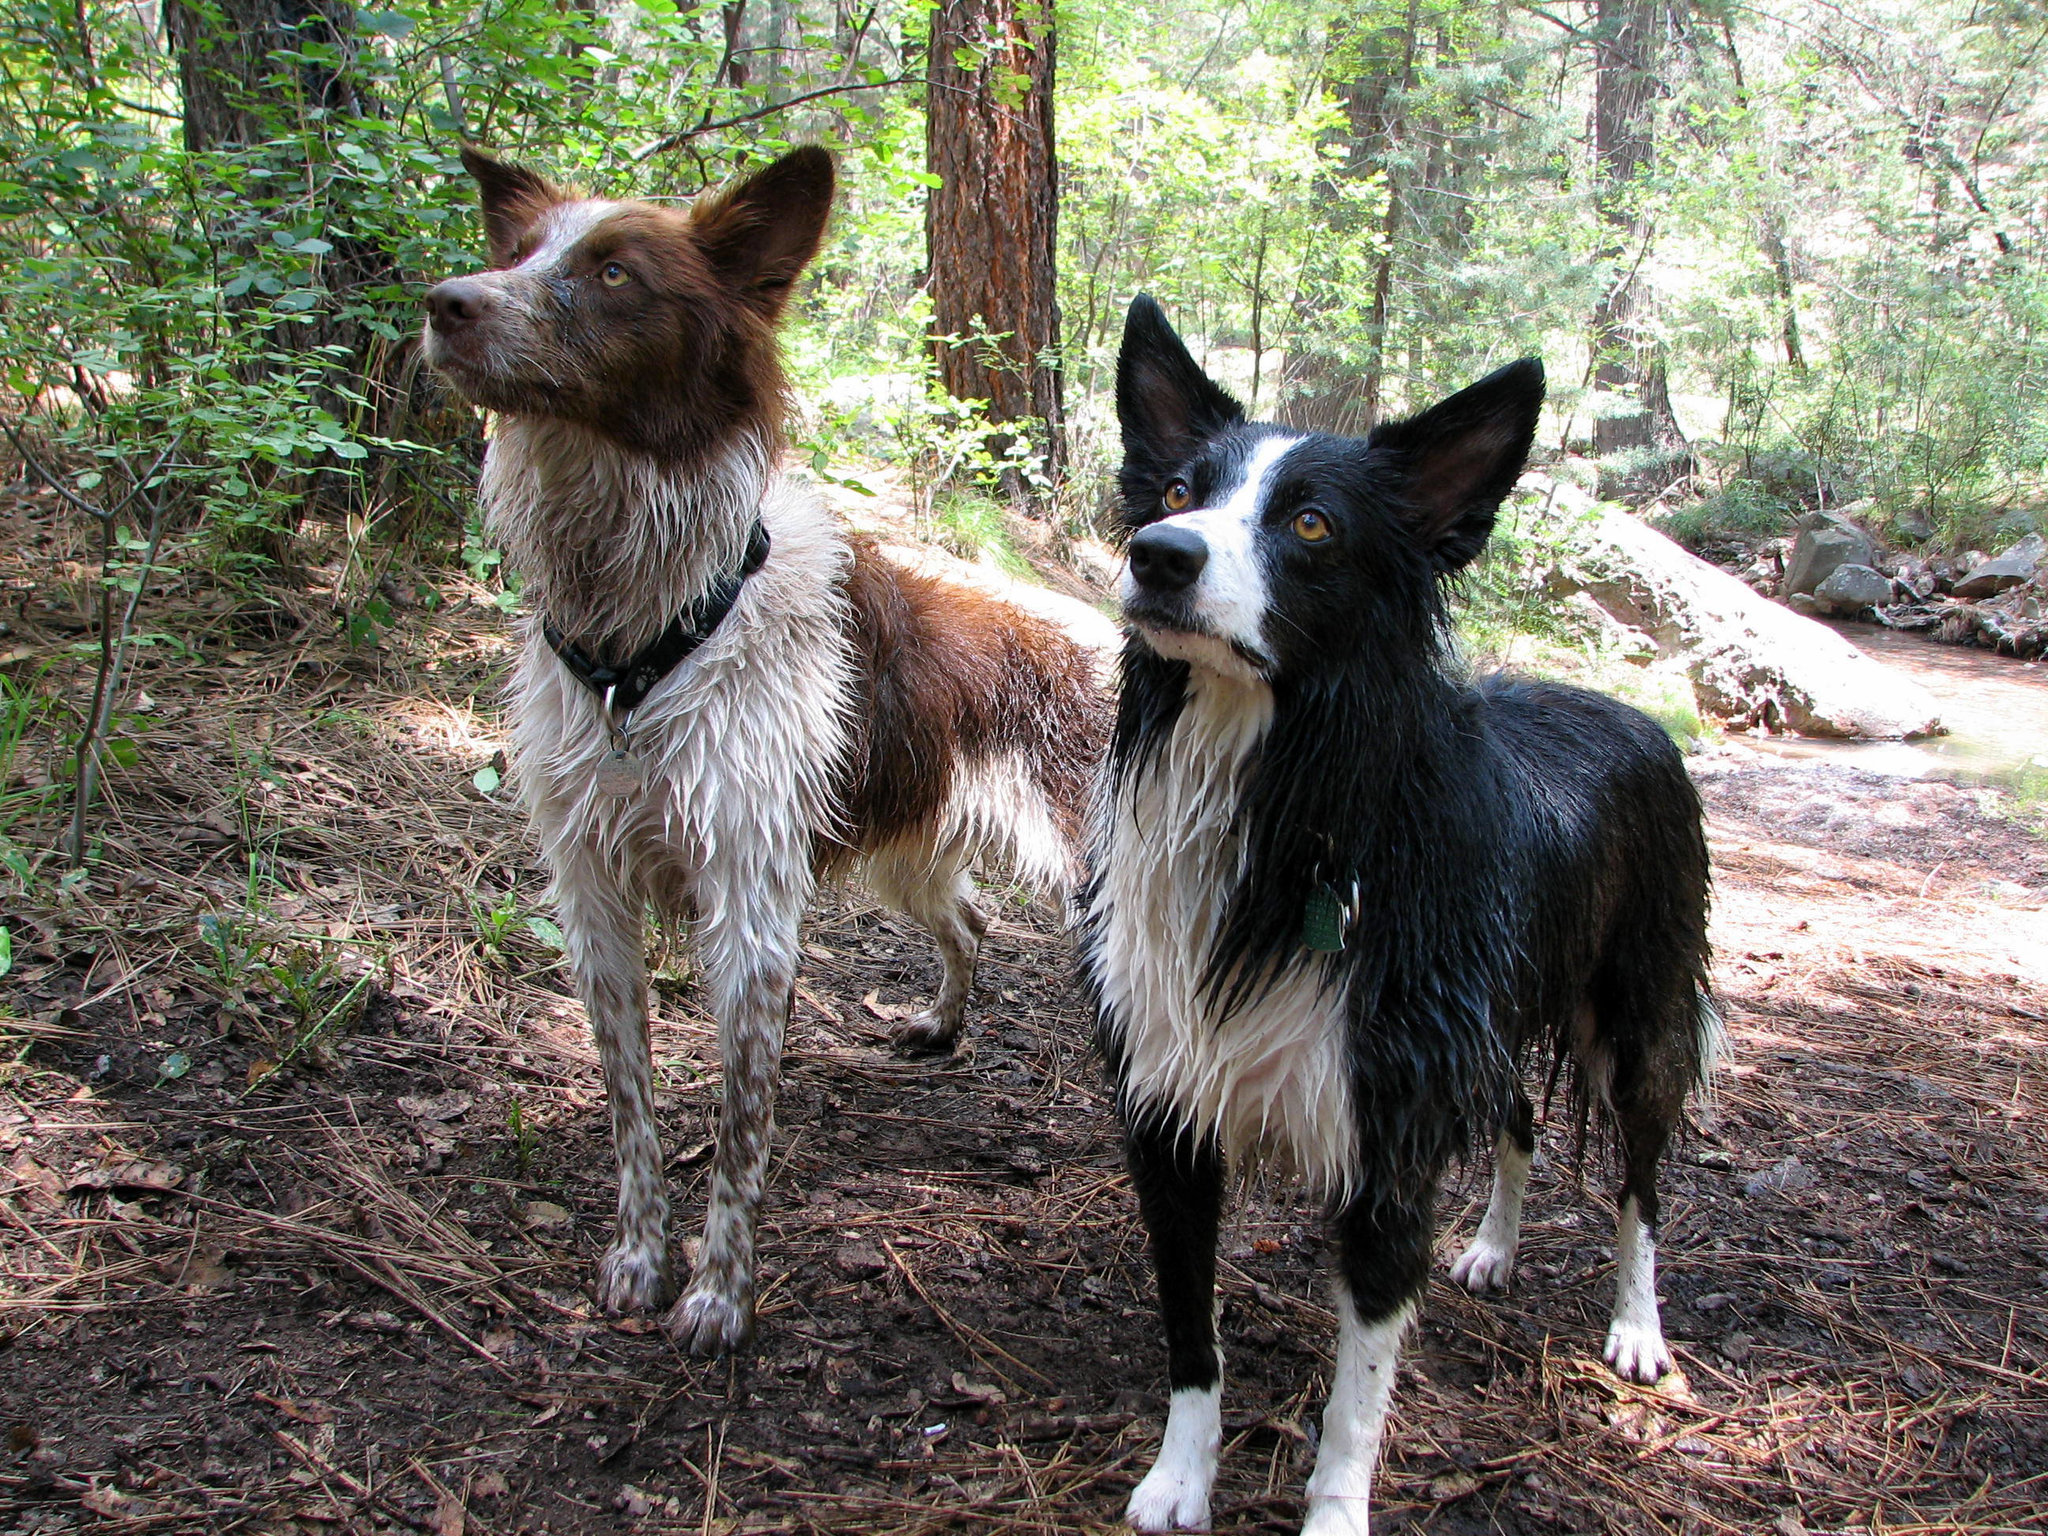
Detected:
left=1368, top=358, right=1545, bottom=571
left=1116, top=295, right=1245, bottom=480
left=693, top=146, right=836, bottom=319
left=459, top=145, right=563, bottom=268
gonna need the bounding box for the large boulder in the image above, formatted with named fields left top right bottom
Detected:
left=1953, top=532, right=2044, bottom=600
left=1811, top=563, right=1896, bottom=616
left=1783, top=508, right=1877, bottom=597
left=1525, top=476, right=1943, bottom=740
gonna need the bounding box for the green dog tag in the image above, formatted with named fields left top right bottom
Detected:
left=1302, top=884, right=1346, bottom=952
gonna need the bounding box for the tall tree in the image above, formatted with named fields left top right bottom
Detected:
left=166, top=0, right=365, bottom=153
left=1588, top=0, right=1687, bottom=489
left=166, top=0, right=439, bottom=541
left=1281, top=3, right=1419, bottom=436
left=924, top=0, right=1062, bottom=496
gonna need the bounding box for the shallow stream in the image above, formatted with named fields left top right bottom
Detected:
left=1743, top=621, right=2047, bottom=783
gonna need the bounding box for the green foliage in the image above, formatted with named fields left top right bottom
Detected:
left=930, top=488, right=1032, bottom=578
left=505, top=1099, right=539, bottom=1175
left=0, top=672, right=60, bottom=838
left=1653, top=479, right=1796, bottom=549
left=7, top=0, right=2048, bottom=686
left=473, top=887, right=560, bottom=962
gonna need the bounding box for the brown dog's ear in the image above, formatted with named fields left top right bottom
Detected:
left=459, top=145, right=562, bottom=268
left=692, top=147, right=836, bottom=318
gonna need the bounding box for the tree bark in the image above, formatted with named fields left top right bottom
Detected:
left=924, top=0, right=1062, bottom=499
left=167, top=0, right=444, bottom=542
left=1280, top=3, right=1417, bottom=436
left=1716, top=17, right=1805, bottom=373
left=1588, top=0, right=1686, bottom=491
left=168, top=0, right=365, bottom=152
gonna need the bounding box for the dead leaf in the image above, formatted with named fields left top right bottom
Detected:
left=165, top=1246, right=236, bottom=1292
left=518, top=1199, right=572, bottom=1232
left=949, top=1370, right=1006, bottom=1405
left=7, top=1153, right=62, bottom=1211
left=1429, top=1471, right=1481, bottom=1501
left=257, top=1393, right=337, bottom=1424
left=860, top=989, right=912, bottom=1022
left=397, top=1090, right=473, bottom=1122
left=80, top=1485, right=133, bottom=1516
left=471, top=1470, right=510, bottom=1499
left=833, top=1241, right=886, bottom=1279
left=613, top=1485, right=654, bottom=1517
left=429, top=1489, right=466, bottom=1536
left=68, top=1159, right=185, bottom=1195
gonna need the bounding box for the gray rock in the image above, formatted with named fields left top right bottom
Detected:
left=1812, top=563, right=1896, bottom=614
left=1893, top=507, right=1935, bottom=542
left=1783, top=509, right=1876, bottom=596
left=1528, top=474, right=1942, bottom=739
left=1785, top=592, right=1823, bottom=616
left=1890, top=556, right=1940, bottom=600
left=1953, top=531, right=2044, bottom=600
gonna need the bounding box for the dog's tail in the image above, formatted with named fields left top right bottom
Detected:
left=944, top=744, right=1092, bottom=896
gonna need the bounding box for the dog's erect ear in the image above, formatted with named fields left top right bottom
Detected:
left=1368, top=358, right=1545, bottom=571
left=1117, top=295, right=1245, bottom=473
left=460, top=145, right=563, bottom=268
left=693, top=147, right=836, bottom=318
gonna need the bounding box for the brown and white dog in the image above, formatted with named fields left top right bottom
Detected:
left=421, top=146, right=1102, bottom=1353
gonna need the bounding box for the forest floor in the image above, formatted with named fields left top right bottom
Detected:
left=3, top=479, right=2047, bottom=1535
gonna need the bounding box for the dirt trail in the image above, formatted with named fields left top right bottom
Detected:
left=3, top=515, right=2046, bottom=1534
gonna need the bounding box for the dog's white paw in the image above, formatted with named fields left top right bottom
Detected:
left=1300, top=1492, right=1374, bottom=1536
left=1603, top=1319, right=1673, bottom=1384
left=593, top=1242, right=671, bottom=1313
left=1125, top=1465, right=1212, bottom=1532
left=664, top=1281, right=755, bottom=1356
left=1448, top=1237, right=1515, bottom=1293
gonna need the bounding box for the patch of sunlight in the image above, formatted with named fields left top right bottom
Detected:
left=381, top=698, right=509, bottom=760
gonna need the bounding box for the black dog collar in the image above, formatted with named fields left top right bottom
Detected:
left=542, top=518, right=771, bottom=715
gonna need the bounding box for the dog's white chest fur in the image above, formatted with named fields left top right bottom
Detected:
left=1091, top=674, right=1357, bottom=1192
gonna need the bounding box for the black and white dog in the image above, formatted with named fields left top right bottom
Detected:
left=1081, top=297, right=1716, bottom=1533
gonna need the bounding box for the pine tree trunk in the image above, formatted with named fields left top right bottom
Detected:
left=1281, top=3, right=1417, bottom=436
left=1717, top=17, right=1806, bottom=374
left=924, top=0, right=1062, bottom=501
left=1588, top=0, right=1687, bottom=492
left=167, top=0, right=447, bottom=540
left=168, top=0, right=365, bottom=151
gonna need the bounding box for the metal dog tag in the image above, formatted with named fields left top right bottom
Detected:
left=1302, top=884, right=1346, bottom=952
left=594, top=747, right=644, bottom=797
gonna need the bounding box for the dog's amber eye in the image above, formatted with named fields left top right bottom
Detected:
left=601, top=262, right=631, bottom=288
left=1163, top=479, right=1191, bottom=512
left=1292, top=509, right=1332, bottom=543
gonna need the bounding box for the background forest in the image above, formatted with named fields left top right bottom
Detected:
left=8, top=0, right=2048, bottom=591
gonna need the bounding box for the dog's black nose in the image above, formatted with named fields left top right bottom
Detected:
left=425, top=278, right=491, bottom=331
left=1128, top=523, right=1209, bottom=593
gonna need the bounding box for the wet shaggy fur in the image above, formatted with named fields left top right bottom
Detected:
left=422, top=147, right=1101, bottom=1355
left=1081, top=296, right=1715, bottom=1532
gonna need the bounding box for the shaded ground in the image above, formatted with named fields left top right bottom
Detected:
left=3, top=487, right=2047, bottom=1535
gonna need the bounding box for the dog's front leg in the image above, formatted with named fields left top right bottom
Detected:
left=1124, top=1116, right=1226, bottom=1533
left=662, top=870, right=807, bottom=1356
left=1303, top=1189, right=1435, bottom=1536
left=553, top=847, right=672, bottom=1313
